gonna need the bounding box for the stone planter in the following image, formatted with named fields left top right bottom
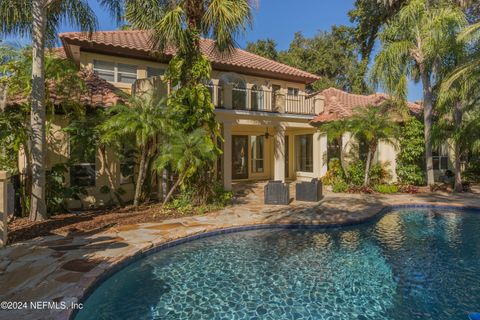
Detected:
left=264, top=180, right=290, bottom=205
left=295, top=178, right=323, bottom=202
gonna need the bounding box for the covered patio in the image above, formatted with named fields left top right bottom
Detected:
left=216, top=109, right=329, bottom=191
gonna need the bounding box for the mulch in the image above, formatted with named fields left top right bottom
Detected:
left=7, top=204, right=199, bottom=245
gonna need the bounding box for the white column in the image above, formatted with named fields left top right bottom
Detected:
left=223, top=122, right=233, bottom=191
left=0, top=171, right=9, bottom=247
left=313, top=131, right=328, bottom=178
left=273, top=124, right=286, bottom=182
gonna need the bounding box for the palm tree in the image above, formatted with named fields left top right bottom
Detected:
left=0, top=0, right=100, bottom=220
left=124, top=0, right=254, bottom=201
left=125, top=0, right=254, bottom=54
left=100, top=95, right=166, bottom=207
left=372, top=0, right=467, bottom=186
left=347, top=106, right=399, bottom=186
left=156, top=128, right=217, bottom=206
left=437, top=49, right=480, bottom=191
left=315, top=120, right=349, bottom=179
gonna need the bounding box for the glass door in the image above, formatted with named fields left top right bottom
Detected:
left=232, top=135, right=249, bottom=179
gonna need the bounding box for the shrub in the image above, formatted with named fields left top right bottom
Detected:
left=332, top=179, right=349, bottom=193
left=322, top=158, right=344, bottom=185
left=346, top=162, right=365, bottom=186
left=373, top=184, right=399, bottom=194
left=369, top=163, right=391, bottom=185
left=347, top=185, right=374, bottom=194
left=166, top=182, right=233, bottom=214
left=345, top=162, right=391, bottom=186
left=398, top=185, right=419, bottom=194
left=464, top=160, right=480, bottom=183
left=46, top=163, right=88, bottom=214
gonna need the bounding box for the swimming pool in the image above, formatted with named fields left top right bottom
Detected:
left=75, top=208, right=480, bottom=320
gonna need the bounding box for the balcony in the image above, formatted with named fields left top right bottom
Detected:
left=207, top=84, right=322, bottom=116
left=133, top=78, right=323, bottom=116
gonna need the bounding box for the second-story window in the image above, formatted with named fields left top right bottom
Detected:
left=232, top=79, right=247, bottom=110
left=93, top=60, right=138, bottom=84
left=288, top=87, right=299, bottom=96
left=251, top=85, right=264, bottom=111
left=147, top=67, right=165, bottom=78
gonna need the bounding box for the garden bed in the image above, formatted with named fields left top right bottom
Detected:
left=7, top=204, right=203, bottom=245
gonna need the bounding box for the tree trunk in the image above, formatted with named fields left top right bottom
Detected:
left=0, top=84, right=7, bottom=112
left=29, top=0, right=47, bottom=221
left=338, top=137, right=349, bottom=179
left=133, top=147, right=148, bottom=207
left=162, top=171, right=187, bottom=206
left=99, top=147, right=122, bottom=205
left=453, top=101, right=463, bottom=192
left=364, top=148, right=373, bottom=187
left=420, top=69, right=435, bottom=186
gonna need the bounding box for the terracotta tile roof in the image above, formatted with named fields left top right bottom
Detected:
left=311, top=87, right=422, bottom=124
left=49, top=47, right=67, bottom=59
left=8, top=70, right=126, bottom=108
left=59, top=30, right=321, bottom=83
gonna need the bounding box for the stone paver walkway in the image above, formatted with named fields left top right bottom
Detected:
left=1, top=182, right=479, bottom=320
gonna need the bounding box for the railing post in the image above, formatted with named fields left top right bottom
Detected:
left=0, top=171, right=10, bottom=247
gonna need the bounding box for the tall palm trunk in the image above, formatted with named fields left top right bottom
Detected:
left=162, top=171, right=187, bottom=206
left=453, top=101, right=463, bottom=192
left=363, top=144, right=376, bottom=187
left=133, top=147, right=149, bottom=207
left=29, top=0, right=47, bottom=221
left=421, top=70, right=435, bottom=186
left=0, top=84, right=7, bottom=112
left=338, top=137, right=349, bottom=179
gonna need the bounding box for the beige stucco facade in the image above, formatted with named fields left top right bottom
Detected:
left=29, top=45, right=455, bottom=209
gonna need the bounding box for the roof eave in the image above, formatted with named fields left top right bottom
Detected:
left=59, top=35, right=320, bottom=84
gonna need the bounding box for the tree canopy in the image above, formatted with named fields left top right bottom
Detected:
left=246, top=26, right=371, bottom=94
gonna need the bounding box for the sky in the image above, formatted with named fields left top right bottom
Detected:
left=5, top=0, right=423, bottom=101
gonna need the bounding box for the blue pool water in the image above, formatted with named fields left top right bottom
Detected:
left=75, top=209, right=480, bottom=320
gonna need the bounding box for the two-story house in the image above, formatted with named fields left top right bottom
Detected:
left=52, top=30, right=330, bottom=207
left=13, top=30, right=446, bottom=208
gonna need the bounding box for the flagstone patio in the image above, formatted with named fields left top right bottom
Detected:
left=1, top=182, right=479, bottom=320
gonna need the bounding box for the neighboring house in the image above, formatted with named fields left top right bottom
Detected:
left=10, top=30, right=444, bottom=208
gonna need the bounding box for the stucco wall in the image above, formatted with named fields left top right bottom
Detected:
left=19, top=116, right=137, bottom=210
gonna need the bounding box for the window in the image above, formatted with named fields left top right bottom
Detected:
left=433, top=144, right=449, bottom=170
left=93, top=60, right=115, bottom=82
left=147, top=67, right=165, bottom=78
left=93, top=60, right=137, bottom=84
left=232, top=79, right=246, bottom=110
left=251, top=85, right=264, bottom=111
left=251, top=136, right=265, bottom=173
left=69, top=124, right=96, bottom=187
left=288, top=87, right=299, bottom=96
left=296, top=134, right=313, bottom=173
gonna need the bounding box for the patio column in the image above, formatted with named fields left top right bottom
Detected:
left=0, top=171, right=9, bottom=247
left=313, top=132, right=328, bottom=178
left=273, top=123, right=286, bottom=182
left=223, top=122, right=233, bottom=191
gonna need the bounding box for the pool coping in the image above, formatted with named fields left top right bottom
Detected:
left=70, top=203, right=480, bottom=320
